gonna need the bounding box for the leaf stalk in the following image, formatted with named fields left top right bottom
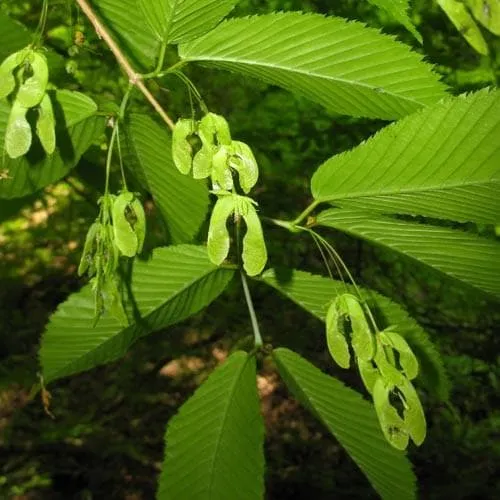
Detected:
left=292, top=199, right=320, bottom=225
left=241, top=270, right=263, bottom=348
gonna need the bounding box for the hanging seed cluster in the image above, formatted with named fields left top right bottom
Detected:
left=172, top=112, right=267, bottom=276
left=78, top=191, right=146, bottom=325
left=326, top=293, right=426, bottom=450
left=0, top=47, right=55, bottom=158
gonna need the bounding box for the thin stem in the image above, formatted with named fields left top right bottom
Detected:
left=310, top=230, right=345, bottom=285
left=235, top=212, right=242, bottom=260
left=173, top=71, right=208, bottom=114
left=163, top=60, right=188, bottom=75
left=264, top=217, right=303, bottom=233
left=307, top=228, right=381, bottom=332
left=104, top=119, right=119, bottom=196
left=186, top=78, right=195, bottom=121
left=116, top=125, right=127, bottom=190
left=75, top=0, right=175, bottom=130
left=110, top=85, right=133, bottom=192
left=362, top=302, right=379, bottom=334
left=311, top=229, right=360, bottom=294
left=266, top=215, right=378, bottom=329
left=140, top=40, right=168, bottom=78
left=292, top=199, right=320, bottom=225
left=155, top=41, right=168, bottom=75
left=241, top=270, right=264, bottom=348
left=34, top=0, right=49, bottom=46
left=235, top=216, right=263, bottom=348
left=118, top=83, right=133, bottom=119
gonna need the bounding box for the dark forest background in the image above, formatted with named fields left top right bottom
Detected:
left=1, top=0, right=499, bottom=498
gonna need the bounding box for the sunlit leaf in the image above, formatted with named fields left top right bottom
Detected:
left=180, top=12, right=447, bottom=120
left=437, top=0, right=488, bottom=54
left=40, top=246, right=235, bottom=383
left=92, top=0, right=159, bottom=69
left=158, top=352, right=264, bottom=500
left=466, top=0, right=500, bottom=35
left=139, top=0, right=239, bottom=44
left=274, top=348, right=416, bottom=499
left=315, top=208, right=500, bottom=298
left=312, top=89, right=500, bottom=224
left=366, top=0, right=422, bottom=42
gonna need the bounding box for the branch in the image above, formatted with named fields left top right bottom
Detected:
left=74, top=0, right=175, bottom=130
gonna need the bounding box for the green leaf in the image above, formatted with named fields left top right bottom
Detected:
left=139, top=0, right=239, bottom=44
left=466, top=0, right=500, bottom=35
left=273, top=348, right=416, bottom=499
left=366, top=0, right=422, bottom=43
left=0, top=90, right=103, bottom=199
left=124, top=114, right=209, bottom=244
left=260, top=269, right=450, bottom=400
left=0, top=12, right=30, bottom=62
left=40, top=245, right=235, bottom=383
left=437, top=0, right=489, bottom=55
left=92, top=0, right=160, bottom=69
left=179, top=12, right=447, bottom=120
left=311, top=89, right=500, bottom=224
left=315, top=208, right=500, bottom=298
left=158, top=352, right=264, bottom=500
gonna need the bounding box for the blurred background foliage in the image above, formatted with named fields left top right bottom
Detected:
left=0, top=0, right=499, bottom=498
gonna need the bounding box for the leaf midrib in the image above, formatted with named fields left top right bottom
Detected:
left=164, top=0, right=180, bottom=42
left=315, top=177, right=499, bottom=202
left=315, top=211, right=498, bottom=295
left=47, top=265, right=225, bottom=380
left=207, top=354, right=252, bottom=499
left=275, top=350, right=416, bottom=498
left=183, top=54, right=427, bottom=108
